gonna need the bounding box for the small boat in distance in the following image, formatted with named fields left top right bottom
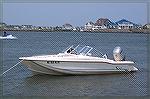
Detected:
left=19, top=45, right=138, bottom=75
left=0, top=32, right=17, bottom=39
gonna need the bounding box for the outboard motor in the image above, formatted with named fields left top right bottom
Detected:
left=113, top=46, right=125, bottom=61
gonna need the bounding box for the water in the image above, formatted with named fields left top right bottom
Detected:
left=1, top=31, right=149, bottom=96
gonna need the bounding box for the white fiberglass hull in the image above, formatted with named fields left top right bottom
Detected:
left=21, top=60, right=138, bottom=75
left=0, top=35, right=17, bottom=39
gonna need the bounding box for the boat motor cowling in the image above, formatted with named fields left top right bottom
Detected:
left=113, top=46, right=125, bottom=61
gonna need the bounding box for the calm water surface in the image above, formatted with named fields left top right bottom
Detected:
left=1, top=31, right=149, bottom=96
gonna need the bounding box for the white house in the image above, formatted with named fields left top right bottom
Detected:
left=84, top=21, right=95, bottom=30
left=92, top=25, right=107, bottom=30
left=116, top=19, right=140, bottom=29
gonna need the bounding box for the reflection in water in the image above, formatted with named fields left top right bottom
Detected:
left=23, top=72, right=144, bottom=96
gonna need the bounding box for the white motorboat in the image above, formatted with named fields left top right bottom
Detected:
left=0, top=32, right=17, bottom=39
left=19, top=45, right=138, bottom=75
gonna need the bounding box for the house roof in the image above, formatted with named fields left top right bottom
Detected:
left=116, top=19, right=135, bottom=25
left=85, top=21, right=95, bottom=25
left=95, top=18, right=117, bottom=26
left=143, top=23, right=150, bottom=28
left=63, top=23, right=73, bottom=27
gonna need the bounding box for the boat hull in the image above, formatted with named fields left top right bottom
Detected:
left=21, top=60, right=138, bottom=75
left=0, top=36, right=17, bottom=39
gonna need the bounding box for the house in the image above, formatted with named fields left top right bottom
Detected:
left=143, top=23, right=150, bottom=29
left=5, top=25, right=16, bottom=30
left=92, top=25, right=107, bottom=30
left=0, top=22, right=7, bottom=27
left=95, top=18, right=117, bottom=29
left=84, top=18, right=118, bottom=31
left=62, top=23, right=73, bottom=30
left=13, top=25, right=22, bottom=30
left=116, top=19, right=140, bottom=29
left=0, top=22, right=7, bottom=29
left=21, top=25, right=33, bottom=30
left=84, top=21, right=95, bottom=30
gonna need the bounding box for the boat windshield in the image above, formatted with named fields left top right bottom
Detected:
left=63, top=45, right=93, bottom=55
left=62, top=45, right=74, bottom=53
left=79, top=46, right=93, bottom=55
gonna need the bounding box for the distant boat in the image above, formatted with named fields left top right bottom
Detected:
left=0, top=32, right=17, bottom=39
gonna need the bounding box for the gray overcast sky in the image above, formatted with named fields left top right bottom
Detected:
left=3, top=3, right=147, bottom=26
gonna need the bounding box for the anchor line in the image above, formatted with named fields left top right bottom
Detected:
left=1, top=60, right=24, bottom=76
